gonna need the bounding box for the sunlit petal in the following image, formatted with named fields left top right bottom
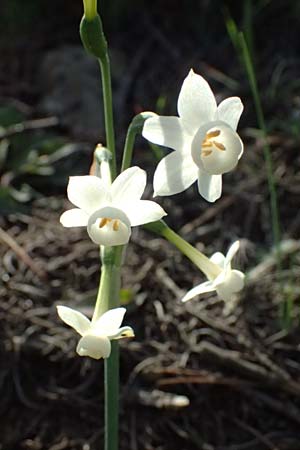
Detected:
left=67, top=176, right=110, bottom=213
left=92, top=307, right=126, bottom=336
left=124, top=200, right=167, bottom=226
left=177, top=69, right=217, bottom=133
left=142, top=116, right=190, bottom=151
left=111, top=166, right=146, bottom=204
left=182, top=280, right=216, bottom=302
left=216, top=97, right=243, bottom=131
left=153, top=150, right=198, bottom=196
left=56, top=305, right=91, bottom=336
left=76, top=335, right=111, bottom=359
left=197, top=170, right=222, bottom=203
left=60, top=208, right=89, bottom=227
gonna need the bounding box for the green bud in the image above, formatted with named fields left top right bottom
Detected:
left=80, top=14, right=108, bottom=60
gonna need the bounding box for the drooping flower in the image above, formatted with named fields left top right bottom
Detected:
left=57, top=306, right=134, bottom=359
left=60, top=166, right=167, bottom=246
left=182, top=241, right=245, bottom=302
left=142, top=69, right=244, bottom=202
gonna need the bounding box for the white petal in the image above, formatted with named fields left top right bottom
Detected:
left=216, top=97, right=243, bottom=131
left=60, top=208, right=89, bottom=227
left=210, top=251, right=226, bottom=269
left=197, top=170, right=222, bottom=202
left=76, top=335, right=111, bottom=359
left=225, top=240, right=240, bottom=266
left=92, top=307, right=126, bottom=336
left=108, top=326, right=135, bottom=340
left=153, top=150, right=198, bottom=196
left=56, top=305, right=91, bottom=336
left=124, top=200, right=167, bottom=226
left=142, top=116, right=190, bottom=150
left=111, top=166, right=146, bottom=204
left=87, top=206, right=131, bottom=246
left=182, top=280, right=216, bottom=302
left=177, top=69, right=217, bottom=133
left=215, top=270, right=245, bottom=301
left=67, top=176, right=110, bottom=213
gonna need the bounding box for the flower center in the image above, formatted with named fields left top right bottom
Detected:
left=99, top=217, right=120, bottom=231
left=201, top=130, right=226, bottom=157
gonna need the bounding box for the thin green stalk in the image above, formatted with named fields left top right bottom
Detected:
left=144, top=221, right=220, bottom=280
left=105, top=341, right=119, bottom=450
left=239, top=33, right=281, bottom=269
left=98, top=55, right=117, bottom=179
left=92, top=245, right=123, bottom=450
left=121, top=112, right=156, bottom=172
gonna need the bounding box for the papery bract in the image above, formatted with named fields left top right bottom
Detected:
left=57, top=306, right=134, bottom=360
left=142, top=70, right=244, bottom=202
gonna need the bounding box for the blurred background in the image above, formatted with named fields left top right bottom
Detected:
left=1, top=0, right=300, bottom=449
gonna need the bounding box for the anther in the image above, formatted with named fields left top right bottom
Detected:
left=213, top=141, right=226, bottom=151
left=113, top=220, right=120, bottom=231
left=202, top=150, right=213, bottom=157
left=206, top=130, right=220, bottom=139
left=99, top=218, right=111, bottom=228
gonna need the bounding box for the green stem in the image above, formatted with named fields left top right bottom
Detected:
left=239, top=33, right=281, bottom=270
left=121, top=112, right=156, bottom=172
left=92, top=245, right=123, bottom=450
left=105, top=342, right=119, bottom=450
left=82, top=0, right=97, bottom=20
left=144, top=221, right=220, bottom=280
left=98, top=56, right=117, bottom=179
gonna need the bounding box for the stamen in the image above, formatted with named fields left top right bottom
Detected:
left=213, top=141, right=226, bottom=151
left=99, top=218, right=112, bottom=228
left=206, top=130, right=220, bottom=139
left=202, top=150, right=213, bottom=157
left=202, top=142, right=213, bottom=148
left=113, top=220, right=120, bottom=231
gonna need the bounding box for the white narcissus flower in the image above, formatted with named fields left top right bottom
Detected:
left=57, top=306, right=134, bottom=359
left=142, top=69, right=244, bottom=202
left=60, top=166, right=167, bottom=246
left=182, top=241, right=245, bottom=303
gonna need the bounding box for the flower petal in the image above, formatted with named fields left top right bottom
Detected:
left=67, top=175, right=110, bottom=213
left=142, top=116, right=190, bottom=151
left=60, top=208, right=89, bottom=227
left=87, top=206, right=131, bottom=246
left=124, top=200, right=167, bottom=226
left=182, top=280, right=216, bottom=302
left=215, top=270, right=245, bottom=301
left=177, top=69, right=217, bottom=133
left=197, top=170, right=222, bottom=202
left=56, top=305, right=91, bottom=336
left=216, top=97, right=243, bottom=131
left=108, top=326, right=135, bottom=340
left=111, top=166, right=146, bottom=204
left=153, top=150, right=198, bottom=196
left=210, top=251, right=226, bottom=268
left=76, top=335, right=111, bottom=359
left=92, top=307, right=126, bottom=336
left=225, top=240, right=240, bottom=267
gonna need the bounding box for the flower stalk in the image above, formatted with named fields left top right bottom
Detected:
left=95, top=245, right=123, bottom=450
left=121, top=112, right=156, bottom=172
left=144, top=220, right=220, bottom=280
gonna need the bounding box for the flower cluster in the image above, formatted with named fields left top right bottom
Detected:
left=57, top=69, right=245, bottom=360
